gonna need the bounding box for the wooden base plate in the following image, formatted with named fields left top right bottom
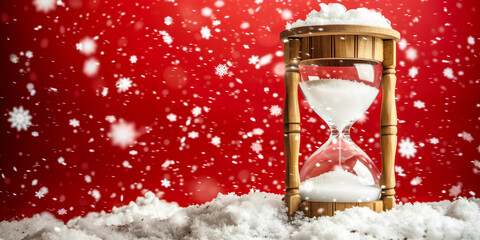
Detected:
left=300, top=200, right=383, bottom=217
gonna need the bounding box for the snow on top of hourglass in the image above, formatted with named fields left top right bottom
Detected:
left=287, top=3, right=392, bottom=30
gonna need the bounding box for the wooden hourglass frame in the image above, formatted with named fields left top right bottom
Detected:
left=280, top=25, right=400, bottom=218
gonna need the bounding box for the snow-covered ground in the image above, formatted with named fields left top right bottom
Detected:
left=1, top=191, right=479, bottom=240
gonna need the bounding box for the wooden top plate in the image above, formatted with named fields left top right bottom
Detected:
left=280, top=24, right=400, bottom=41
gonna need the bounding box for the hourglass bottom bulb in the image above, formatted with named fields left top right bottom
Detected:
left=299, top=138, right=381, bottom=202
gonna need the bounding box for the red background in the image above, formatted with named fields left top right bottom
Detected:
left=1, top=0, right=479, bottom=221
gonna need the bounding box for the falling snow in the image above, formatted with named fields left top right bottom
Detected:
left=201, top=26, right=212, bottom=40
left=398, top=138, right=417, bottom=159
left=116, top=77, right=133, bottom=93
left=269, top=105, right=282, bottom=116
left=413, top=100, right=425, bottom=109
left=7, top=106, right=32, bottom=131
left=215, top=64, right=229, bottom=77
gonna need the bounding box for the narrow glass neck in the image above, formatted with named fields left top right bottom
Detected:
left=329, top=124, right=352, bottom=139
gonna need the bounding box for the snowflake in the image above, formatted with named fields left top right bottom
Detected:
left=83, top=58, right=99, bottom=77
left=473, top=160, right=480, bottom=169
left=58, top=157, right=66, bottom=165
left=33, top=0, right=56, bottom=13
left=109, top=120, right=137, bottom=148
left=395, top=166, right=406, bottom=177
left=164, top=16, right=173, bottom=25
left=191, top=106, right=202, bottom=117
left=215, top=64, right=229, bottom=77
left=413, top=100, right=425, bottom=109
left=255, top=0, right=263, bottom=3
left=211, top=136, right=221, bottom=147
left=129, top=55, right=137, bottom=63
left=429, top=137, right=439, bottom=144
left=397, top=39, right=407, bottom=50
left=269, top=105, right=282, bottom=117
left=116, top=77, right=132, bottom=93
left=35, top=187, right=49, bottom=199
left=166, top=113, right=177, bottom=122
left=10, top=54, right=19, bottom=64
left=398, top=138, right=417, bottom=159
left=161, top=178, right=171, bottom=188
left=201, top=26, right=212, bottom=40
left=57, top=208, right=67, bottom=215
left=410, top=176, right=422, bottom=186
left=405, top=47, right=417, bottom=61
left=8, top=106, right=32, bottom=131
left=32, top=131, right=39, bottom=137
left=25, top=51, right=33, bottom=58
left=77, top=37, right=97, bottom=56
left=69, top=118, right=80, bottom=127
left=251, top=142, right=262, bottom=153
left=105, top=115, right=116, bottom=123
left=159, top=31, right=173, bottom=45
left=467, top=36, right=475, bottom=45
left=248, top=55, right=259, bottom=65
left=91, top=189, right=101, bottom=201
left=459, top=131, right=474, bottom=142
left=449, top=183, right=462, bottom=197
left=188, top=131, right=199, bottom=139
left=408, top=67, right=418, bottom=78
left=443, top=67, right=454, bottom=79
left=102, top=87, right=108, bottom=97
left=252, top=128, right=264, bottom=135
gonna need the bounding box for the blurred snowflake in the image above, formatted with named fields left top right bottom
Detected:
left=251, top=142, right=262, bottom=153
left=211, top=136, right=221, bottom=147
left=405, top=47, right=417, bottom=61
left=467, top=36, right=475, bottom=45
left=449, top=183, right=462, bottom=197
left=429, top=137, right=439, bottom=144
left=459, top=131, right=473, bottom=142
left=109, top=120, right=137, bottom=148
left=395, top=166, right=406, bottom=177
left=215, top=64, right=229, bottom=77
left=269, top=105, right=282, bottom=116
left=76, top=37, right=97, bottom=56
left=166, top=113, right=177, bottom=122
left=69, top=119, right=80, bottom=128
left=33, top=0, right=56, bottom=13
left=191, top=106, right=202, bottom=117
left=408, top=67, right=418, bottom=78
left=164, top=16, right=173, bottom=25
left=129, top=55, right=138, bottom=64
left=8, top=106, right=32, bottom=131
left=188, top=131, right=199, bottom=139
left=161, top=178, right=171, bottom=188
left=410, top=176, right=422, bottom=186
left=116, top=77, right=132, bottom=93
left=443, top=67, right=454, bottom=79
left=398, top=138, right=416, bottom=159
left=413, top=100, right=425, bottom=109
left=57, top=208, right=67, bottom=215
left=201, top=26, right=212, bottom=40
left=35, top=187, right=49, bottom=199
left=248, top=55, right=260, bottom=65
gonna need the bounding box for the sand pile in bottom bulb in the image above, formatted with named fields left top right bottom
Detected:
left=300, top=169, right=381, bottom=202
left=1, top=191, right=480, bottom=240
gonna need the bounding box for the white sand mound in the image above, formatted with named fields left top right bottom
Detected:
left=287, top=3, right=392, bottom=29
left=1, top=191, right=479, bottom=240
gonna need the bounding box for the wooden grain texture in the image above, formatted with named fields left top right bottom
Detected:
left=357, top=36, right=373, bottom=59
left=380, top=40, right=397, bottom=211
left=283, top=38, right=302, bottom=218
left=301, top=200, right=383, bottom=217
left=334, top=35, right=355, bottom=58
left=280, top=24, right=400, bottom=41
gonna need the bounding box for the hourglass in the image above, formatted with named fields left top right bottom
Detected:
left=280, top=25, right=400, bottom=218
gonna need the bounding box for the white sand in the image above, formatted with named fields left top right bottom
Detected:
left=287, top=3, right=392, bottom=29
left=300, top=169, right=381, bottom=202
left=299, top=78, right=379, bottom=131
left=1, top=191, right=479, bottom=240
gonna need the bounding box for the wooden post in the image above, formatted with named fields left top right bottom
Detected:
left=380, top=40, right=397, bottom=211
left=283, top=38, right=302, bottom=218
